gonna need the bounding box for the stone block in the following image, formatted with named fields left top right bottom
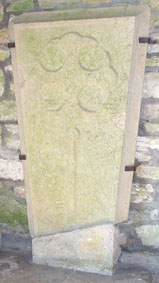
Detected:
left=9, top=6, right=149, bottom=237
left=0, top=159, right=23, bottom=180
left=0, top=100, right=17, bottom=121
left=33, top=224, right=121, bottom=275
left=143, top=104, right=159, bottom=121
left=38, top=0, right=80, bottom=9
left=146, top=57, right=159, bottom=67
left=136, top=165, right=159, bottom=180
left=143, top=73, right=159, bottom=99
left=136, top=225, right=159, bottom=247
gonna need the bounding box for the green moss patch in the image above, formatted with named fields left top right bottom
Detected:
left=7, top=0, right=34, bottom=15
left=0, top=184, right=28, bottom=232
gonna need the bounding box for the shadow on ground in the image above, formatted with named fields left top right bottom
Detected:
left=0, top=251, right=157, bottom=283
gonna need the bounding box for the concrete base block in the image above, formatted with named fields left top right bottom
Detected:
left=32, top=224, right=121, bottom=275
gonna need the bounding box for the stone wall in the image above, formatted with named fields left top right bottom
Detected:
left=0, top=0, right=159, bottom=261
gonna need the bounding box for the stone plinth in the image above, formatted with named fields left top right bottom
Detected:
left=33, top=224, right=121, bottom=275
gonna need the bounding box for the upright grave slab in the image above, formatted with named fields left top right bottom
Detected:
left=9, top=6, right=150, bottom=274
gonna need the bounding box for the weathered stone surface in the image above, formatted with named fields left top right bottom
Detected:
left=10, top=7, right=149, bottom=236
left=0, top=159, right=23, bottom=180
left=136, top=225, right=159, bottom=247
left=0, top=70, right=4, bottom=97
left=7, top=0, right=34, bottom=14
left=136, top=166, right=159, bottom=180
left=131, top=184, right=153, bottom=203
left=33, top=224, right=121, bottom=275
left=143, top=73, right=159, bottom=99
left=14, top=186, right=26, bottom=199
left=39, top=0, right=80, bottom=9
left=0, top=100, right=17, bottom=121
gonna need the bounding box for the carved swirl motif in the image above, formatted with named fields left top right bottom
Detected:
left=79, top=44, right=106, bottom=72
left=39, top=44, right=64, bottom=72
left=78, top=85, right=107, bottom=113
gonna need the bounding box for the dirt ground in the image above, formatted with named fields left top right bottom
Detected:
left=0, top=251, right=158, bottom=283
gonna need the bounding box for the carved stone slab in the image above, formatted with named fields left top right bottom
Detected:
left=9, top=6, right=150, bottom=237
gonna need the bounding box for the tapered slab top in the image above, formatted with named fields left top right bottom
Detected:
left=9, top=6, right=150, bottom=237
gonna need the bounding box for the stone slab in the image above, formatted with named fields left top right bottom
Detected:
left=33, top=224, right=121, bottom=275
left=9, top=7, right=150, bottom=237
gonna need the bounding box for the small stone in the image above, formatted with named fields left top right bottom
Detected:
left=0, top=100, right=17, bottom=121
left=136, top=225, right=159, bottom=247
left=0, top=70, right=4, bottom=97
left=33, top=224, right=121, bottom=275
left=136, top=166, right=159, bottom=180
left=7, top=0, right=34, bottom=14
left=14, top=186, right=26, bottom=199
left=0, top=48, right=10, bottom=61
left=39, top=0, right=80, bottom=8
left=0, top=159, right=23, bottom=181
left=131, top=184, right=153, bottom=203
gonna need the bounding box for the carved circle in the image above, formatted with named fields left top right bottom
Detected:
left=39, top=44, right=64, bottom=72
left=79, top=45, right=106, bottom=72
left=78, top=85, right=108, bottom=112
